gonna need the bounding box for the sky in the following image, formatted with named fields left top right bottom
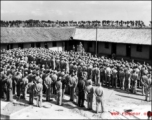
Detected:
left=1, top=1, right=151, bottom=25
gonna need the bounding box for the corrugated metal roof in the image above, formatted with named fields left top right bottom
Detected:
left=1, top=28, right=151, bottom=45
left=1, top=27, right=76, bottom=43
left=74, top=28, right=152, bottom=45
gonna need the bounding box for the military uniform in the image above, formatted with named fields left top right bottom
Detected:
left=34, top=79, right=43, bottom=107
left=94, top=83, right=104, bottom=113
left=25, top=81, right=34, bottom=104
left=77, top=79, right=85, bottom=107
left=21, top=75, right=28, bottom=99
left=44, top=73, right=52, bottom=101
left=125, top=67, right=131, bottom=91
left=6, top=74, right=13, bottom=101
left=85, top=80, right=94, bottom=110
left=68, top=71, right=78, bottom=102
left=105, top=65, right=112, bottom=87
left=119, top=67, right=125, bottom=90
left=92, top=64, right=100, bottom=86
left=14, top=72, right=22, bottom=99
left=55, top=77, right=62, bottom=105
left=131, top=70, right=138, bottom=94
left=111, top=67, right=118, bottom=88
left=51, top=72, right=58, bottom=94
left=141, top=73, right=152, bottom=101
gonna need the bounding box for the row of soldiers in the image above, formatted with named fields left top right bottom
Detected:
left=0, top=48, right=151, bottom=111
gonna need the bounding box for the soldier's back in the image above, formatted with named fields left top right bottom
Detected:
left=95, top=87, right=103, bottom=97
left=45, top=75, right=52, bottom=86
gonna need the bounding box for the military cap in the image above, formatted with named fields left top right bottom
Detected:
left=97, top=82, right=101, bottom=86
left=32, top=70, right=37, bottom=75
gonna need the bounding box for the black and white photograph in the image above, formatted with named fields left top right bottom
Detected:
left=0, top=1, right=151, bottom=119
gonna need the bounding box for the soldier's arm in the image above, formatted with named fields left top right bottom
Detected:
left=44, top=79, right=48, bottom=89
left=14, top=78, right=17, bottom=85
left=93, top=88, right=97, bottom=97
left=25, top=84, right=29, bottom=93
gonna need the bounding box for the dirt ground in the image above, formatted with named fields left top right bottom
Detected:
left=1, top=86, right=151, bottom=119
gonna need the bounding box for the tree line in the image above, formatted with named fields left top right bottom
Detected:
left=0, top=20, right=151, bottom=28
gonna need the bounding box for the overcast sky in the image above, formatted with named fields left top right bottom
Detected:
left=1, top=1, right=151, bottom=25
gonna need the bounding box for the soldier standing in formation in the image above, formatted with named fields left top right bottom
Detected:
left=56, top=76, right=62, bottom=105
left=0, top=47, right=151, bottom=113
left=85, top=79, right=94, bottom=110
left=77, top=72, right=85, bottom=107
left=94, top=82, right=104, bottom=113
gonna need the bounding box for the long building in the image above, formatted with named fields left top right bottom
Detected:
left=0, top=27, right=151, bottom=64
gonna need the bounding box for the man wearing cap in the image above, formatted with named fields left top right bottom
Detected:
left=21, top=72, right=29, bottom=99
left=51, top=70, right=58, bottom=94
left=60, top=57, right=65, bottom=72
left=77, top=63, right=83, bottom=81
left=55, top=76, right=62, bottom=105
left=85, top=79, right=94, bottom=110
left=119, top=66, right=125, bottom=90
left=34, top=77, right=43, bottom=107
left=124, top=66, right=131, bottom=92
left=68, top=69, right=78, bottom=102
left=44, top=70, right=52, bottom=101
left=87, top=64, right=93, bottom=80
left=14, top=71, right=22, bottom=100
left=94, top=82, right=104, bottom=113
left=56, top=57, right=60, bottom=71
left=105, top=64, right=112, bottom=88
left=77, top=72, right=85, bottom=107
left=59, top=71, right=67, bottom=99
left=141, top=71, right=152, bottom=101
left=25, top=72, right=35, bottom=104
left=131, top=69, right=138, bottom=94
left=140, top=65, right=147, bottom=95
left=51, top=57, right=56, bottom=70
left=111, top=66, right=118, bottom=88
left=6, top=72, right=13, bottom=102
left=92, top=63, right=100, bottom=86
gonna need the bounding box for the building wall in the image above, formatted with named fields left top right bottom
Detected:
left=13, top=44, right=18, bottom=48
left=48, top=42, right=52, bottom=48
left=98, top=42, right=111, bottom=55
left=47, top=41, right=65, bottom=51
left=131, top=45, right=150, bottom=59
left=83, top=42, right=88, bottom=52
left=116, top=44, right=126, bottom=56
left=24, top=43, right=31, bottom=48
left=89, top=42, right=95, bottom=53
left=40, top=43, right=45, bottom=48
left=0, top=44, right=7, bottom=50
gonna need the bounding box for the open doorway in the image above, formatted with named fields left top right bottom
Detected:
left=44, top=43, right=48, bottom=49
left=112, top=43, right=116, bottom=54
left=126, top=44, right=131, bottom=57
left=36, top=42, right=41, bottom=48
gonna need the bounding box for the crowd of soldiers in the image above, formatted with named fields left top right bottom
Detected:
left=0, top=48, right=151, bottom=113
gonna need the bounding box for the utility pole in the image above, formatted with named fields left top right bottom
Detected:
left=96, top=21, right=98, bottom=57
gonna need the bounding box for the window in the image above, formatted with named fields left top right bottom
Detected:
left=136, top=45, right=142, bottom=52
left=105, top=43, right=109, bottom=49
left=88, top=42, right=92, bottom=48
left=53, top=42, right=57, bottom=47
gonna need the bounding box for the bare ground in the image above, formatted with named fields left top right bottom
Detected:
left=1, top=86, right=151, bottom=119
